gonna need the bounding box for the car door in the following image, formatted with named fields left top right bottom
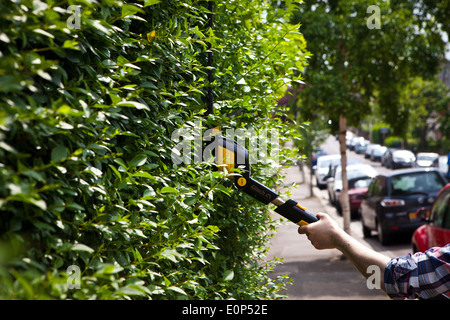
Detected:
left=362, top=177, right=382, bottom=229
left=326, top=167, right=337, bottom=204
left=428, top=188, right=450, bottom=248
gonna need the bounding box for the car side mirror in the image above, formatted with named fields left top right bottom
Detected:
left=415, top=207, right=430, bottom=222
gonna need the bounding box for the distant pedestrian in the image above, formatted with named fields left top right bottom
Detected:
left=298, top=213, right=450, bottom=299
left=447, top=151, right=450, bottom=178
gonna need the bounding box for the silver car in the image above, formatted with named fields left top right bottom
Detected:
left=416, top=152, right=439, bottom=168
left=314, top=154, right=341, bottom=189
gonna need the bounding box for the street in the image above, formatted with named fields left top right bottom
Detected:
left=317, top=135, right=412, bottom=259
left=267, top=135, right=413, bottom=300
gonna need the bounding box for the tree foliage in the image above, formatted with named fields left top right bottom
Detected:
left=290, top=0, right=447, bottom=134
left=398, top=77, right=450, bottom=151
left=0, top=0, right=307, bottom=299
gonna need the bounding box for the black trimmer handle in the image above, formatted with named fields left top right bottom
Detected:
left=274, top=199, right=318, bottom=225
left=236, top=176, right=278, bottom=205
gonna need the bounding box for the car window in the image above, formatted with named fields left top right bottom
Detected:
left=390, top=172, right=445, bottom=196
left=368, top=177, right=385, bottom=196
left=318, top=158, right=340, bottom=169
left=443, top=204, right=450, bottom=230
left=367, top=178, right=377, bottom=196
left=431, top=190, right=450, bottom=229
left=352, top=178, right=372, bottom=189
left=336, top=166, right=376, bottom=181
left=393, top=150, right=414, bottom=158
left=373, top=176, right=386, bottom=196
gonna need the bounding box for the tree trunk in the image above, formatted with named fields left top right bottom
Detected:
left=338, top=114, right=351, bottom=235
left=309, top=161, right=313, bottom=197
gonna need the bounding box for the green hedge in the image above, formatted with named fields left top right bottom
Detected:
left=0, top=0, right=307, bottom=299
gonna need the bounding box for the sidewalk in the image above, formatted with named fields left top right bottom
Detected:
left=266, top=163, right=388, bottom=300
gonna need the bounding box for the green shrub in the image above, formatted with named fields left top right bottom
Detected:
left=385, top=136, right=403, bottom=148
left=370, top=123, right=390, bottom=145
left=0, top=0, right=307, bottom=299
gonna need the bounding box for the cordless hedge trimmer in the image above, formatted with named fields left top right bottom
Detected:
left=216, top=136, right=318, bottom=226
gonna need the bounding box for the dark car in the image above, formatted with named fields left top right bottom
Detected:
left=381, top=148, right=397, bottom=167
left=412, top=183, right=450, bottom=253
left=370, top=145, right=387, bottom=162
left=384, top=149, right=416, bottom=169
left=359, top=168, right=447, bottom=245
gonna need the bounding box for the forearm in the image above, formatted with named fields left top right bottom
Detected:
left=298, top=213, right=391, bottom=292
left=334, top=230, right=391, bottom=292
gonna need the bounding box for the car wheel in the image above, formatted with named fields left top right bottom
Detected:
left=362, top=223, right=372, bottom=238
left=336, top=202, right=342, bottom=216
left=328, top=190, right=334, bottom=204
left=377, top=222, right=391, bottom=245
left=361, top=216, right=371, bottom=238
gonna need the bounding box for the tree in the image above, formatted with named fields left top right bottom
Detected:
left=294, top=119, right=329, bottom=197
left=290, top=0, right=447, bottom=234
left=399, top=77, right=450, bottom=152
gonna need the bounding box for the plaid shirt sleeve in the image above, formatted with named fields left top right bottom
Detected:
left=384, top=243, right=450, bottom=299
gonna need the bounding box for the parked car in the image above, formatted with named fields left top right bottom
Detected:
left=314, top=154, right=341, bottom=190
left=439, top=155, right=449, bottom=181
left=348, top=178, right=373, bottom=216
left=355, top=140, right=370, bottom=154
left=349, top=137, right=365, bottom=151
left=345, top=131, right=354, bottom=147
left=364, top=144, right=380, bottom=159
left=381, top=148, right=396, bottom=167
left=384, top=149, right=416, bottom=169
left=327, top=163, right=377, bottom=215
left=359, top=168, right=447, bottom=245
left=370, top=145, right=387, bottom=162
left=311, top=150, right=328, bottom=173
left=411, top=184, right=450, bottom=253
left=415, top=152, right=439, bottom=168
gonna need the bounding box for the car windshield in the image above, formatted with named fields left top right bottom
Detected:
left=417, top=155, right=437, bottom=161
left=374, top=147, right=386, bottom=155
left=336, top=166, right=376, bottom=180
left=350, top=178, right=372, bottom=189
left=393, top=150, right=413, bottom=158
left=390, top=172, right=445, bottom=196
left=318, top=157, right=340, bottom=169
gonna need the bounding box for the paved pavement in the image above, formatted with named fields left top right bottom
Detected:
left=266, top=163, right=389, bottom=300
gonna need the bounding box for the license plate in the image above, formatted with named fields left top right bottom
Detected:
left=409, top=210, right=429, bottom=220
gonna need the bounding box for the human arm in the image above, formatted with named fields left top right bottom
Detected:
left=298, top=213, right=450, bottom=298
left=297, top=212, right=391, bottom=292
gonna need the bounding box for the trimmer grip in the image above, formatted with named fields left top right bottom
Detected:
left=274, top=199, right=318, bottom=225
